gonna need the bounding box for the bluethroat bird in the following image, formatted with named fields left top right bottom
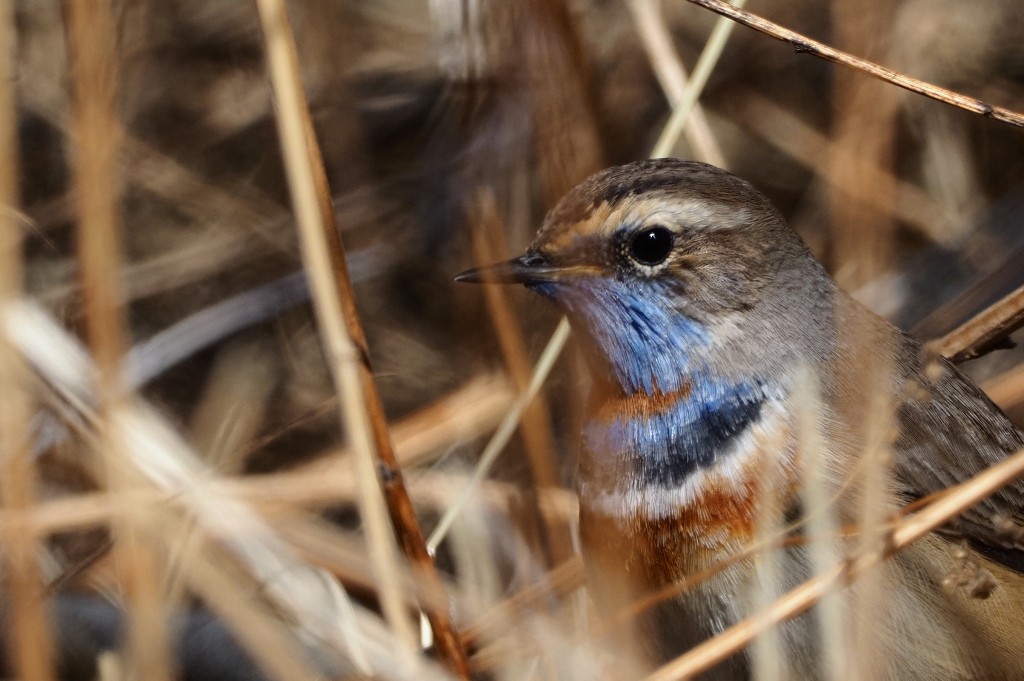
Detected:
left=457, top=159, right=1024, bottom=679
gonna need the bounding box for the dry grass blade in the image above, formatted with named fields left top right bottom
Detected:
left=0, top=4, right=55, bottom=678
left=428, top=318, right=571, bottom=552
left=3, top=297, right=427, bottom=681
left=252, top=1, right=468, bottom=674
left=645, top=445, right=1024, bottom=681
left=932, top=283, right=1024, bottom=363
left=681, top=0, right=1024, bottom=128
left=792, top=369, right=846, bottom=678
left=63, top=3, right=172, bottom=679
left=468, top=190, right=563, bottom=563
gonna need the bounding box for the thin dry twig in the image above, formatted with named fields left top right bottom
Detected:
left=469, top=193, right=560, bottom=492
left=0, top=4, right=56, bottom=678
left=645, top=445, right=1024, bottom=681
left=932, top=283, right=1024, bottom=363
left=253, top=1, right=468, bottom=674
left=428, top=318, right=571, bottom=552
left=64, top=3, right=173, bottom=679
left=681, top=0, right=1024, bottom=128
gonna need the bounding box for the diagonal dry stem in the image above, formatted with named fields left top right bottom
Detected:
left=680, top=0, right=1024, bottom=128
left=467, top=190, right=564, bottom=565
left=428, top=318, right=571, bottom=552
left=253, top=0, right=468, bottom=675
left=932, top=283, right=1024, bottom=363
left=644, top=444, right=1024, bottom=681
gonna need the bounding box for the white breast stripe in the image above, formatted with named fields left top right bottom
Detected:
left=582, top=395, right=791, bottom=520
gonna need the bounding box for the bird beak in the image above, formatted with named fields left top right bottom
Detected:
left=455, top=252, right=569, bottom=285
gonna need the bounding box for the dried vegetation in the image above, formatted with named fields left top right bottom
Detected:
left=1, top=1, right=1024, bottom=679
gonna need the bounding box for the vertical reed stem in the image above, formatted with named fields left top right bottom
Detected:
left=0, top=6, right=57, bottom=679
left=253, top=1, right=470, bottom=676
left=64, top=3, right=173, bottom=680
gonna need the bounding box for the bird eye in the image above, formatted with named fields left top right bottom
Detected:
left=628, top=226, right=673, bottom=266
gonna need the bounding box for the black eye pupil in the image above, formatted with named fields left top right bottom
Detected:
left=629, top=226, right=673, bottom=266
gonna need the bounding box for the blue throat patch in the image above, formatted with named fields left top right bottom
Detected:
left=584, top=381, right=766, bottom=487
left=535, top=277, right=766, bottom=486
left=534, top=277, right=708, bottom=394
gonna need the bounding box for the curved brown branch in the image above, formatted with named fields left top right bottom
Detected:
left=681, top=0, right=1024, bottom=129
left=933, top=283, right=1024, bottom=363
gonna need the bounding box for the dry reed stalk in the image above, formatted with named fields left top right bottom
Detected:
left=468, top=192, right=560, bottom=491
left=63, top=3, right=173, bottom=680
left=794, top=369, right=848, bottom=678
left=254, top=2, right=468, bottom=673
left=626, top=0, right=727, bottom=166
left=255, top=0, right=417, bottom=659
left=644, top=443, right=1024, bottom=681
left=850, top=388, right=897, bottom=677
left=467, top=190, right=563, bottom=565
left=933, top=283, right=1024, bottom=363
left=0, top=4, right=56, bottom=679
left=749, top=435, right=788, bottom=680
left=681, top=0, right=1024, bottom=128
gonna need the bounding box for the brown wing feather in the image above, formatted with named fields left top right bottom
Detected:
left=894, top=341, right=1024, bottom=560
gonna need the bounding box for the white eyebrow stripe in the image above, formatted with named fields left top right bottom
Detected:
left=620, top=196, right=753, bottom=233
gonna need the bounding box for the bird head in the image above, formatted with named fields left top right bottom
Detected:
left=457, top=159, right=825, bottom=395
